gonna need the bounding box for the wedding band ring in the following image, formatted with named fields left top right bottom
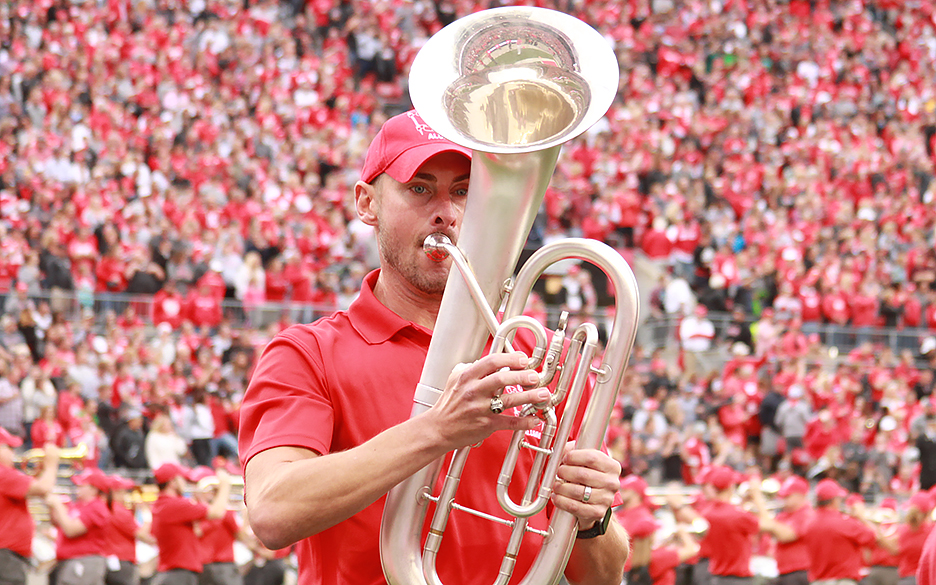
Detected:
left=582, top=485, right=592, bottom=503
left=490, top=397, right=504, bottom=415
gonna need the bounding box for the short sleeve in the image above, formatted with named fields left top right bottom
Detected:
left=847, top=517, right=876, bottom=547
left=79, top=500, right=113, bottom=530
left=238, top=330, right=335, bottom=465
left=163, top=498, right=210, bottom=524
left=0, top=466, right=32, bottom=501
left=650, top=547, right=681, bottom=579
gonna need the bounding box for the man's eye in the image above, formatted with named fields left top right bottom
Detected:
left=411, top=185, right=429, bottom=194
left=455, top=187, right=469, bottom=197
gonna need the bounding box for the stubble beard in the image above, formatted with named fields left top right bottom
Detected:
left=378, top=230, right=449, bottom=296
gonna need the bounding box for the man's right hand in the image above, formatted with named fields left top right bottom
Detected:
left=426, top=351, right=552, bottom=451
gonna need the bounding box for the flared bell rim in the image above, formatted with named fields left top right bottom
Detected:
left=408, top=6, right=620, bottom=155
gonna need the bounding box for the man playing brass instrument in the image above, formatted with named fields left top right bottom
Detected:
left=0, top=428, right=59, bottom=585
left=750, top=475, right=813, bottom=585
left=238, top=111, right=629, bottom=584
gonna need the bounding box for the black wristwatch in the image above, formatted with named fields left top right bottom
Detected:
left=576, top=507, right=613, bottom=539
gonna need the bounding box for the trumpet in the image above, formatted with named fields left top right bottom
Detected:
left=737, top=477, right=782, bottom=498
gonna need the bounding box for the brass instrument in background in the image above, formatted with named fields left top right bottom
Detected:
left=379, top=7, right=634, bottom=585
left=17, top=443, right=88, bottom=473
left=645, top=485, right=702, bottom=507
left=737, top=477, right=782, bottom=498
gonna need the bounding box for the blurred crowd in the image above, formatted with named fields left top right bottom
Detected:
left=0, top=0, right=934, bottom=519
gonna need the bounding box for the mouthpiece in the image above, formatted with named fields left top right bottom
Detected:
left=423, top=233, right=452, bottom=262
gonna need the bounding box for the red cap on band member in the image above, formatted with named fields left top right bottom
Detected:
left=360, top=111, right=471, bottom=184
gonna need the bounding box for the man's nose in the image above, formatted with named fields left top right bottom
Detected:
left=433, top=194, right=460, bottom=227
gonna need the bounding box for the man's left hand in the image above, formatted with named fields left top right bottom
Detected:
left=551, top=441, right=621, bottom=530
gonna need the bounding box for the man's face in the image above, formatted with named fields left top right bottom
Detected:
left=363, top=152, right=471, bottom=296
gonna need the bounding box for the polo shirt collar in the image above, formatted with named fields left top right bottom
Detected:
left=349, top=270, right=430, bottom=344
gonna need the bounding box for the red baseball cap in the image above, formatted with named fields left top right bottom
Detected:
left=72, top=469, right=112, bottom=493
left=619, top=474, right=648, bottom=497
left=777, top=475, right=809, bottom=498
left=153, top=463, right=197, bottom=484
left=108, top=475, right=136, bottom=491
left=360, top=110, right=471, bottom=184
left=815, top=478, right=847, bottom=501
left=709, top=465, right=738, bottom=491
left=0, top=427, right=23, bottom=448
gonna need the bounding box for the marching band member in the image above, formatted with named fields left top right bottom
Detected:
left=918, top=525, right=936, bottom=585
left=192, top=469, right=250, bottom=585
left=46, top=468, right=113, bottom=585
left=754, top=475, right=813, bottom=585
left=860, top=496, right=900, bottom=585
left=616, top=475, right=658, bottom=585
left=669, top=466, right=718, bottom=585
left=802, top=479, right=888, bottom=585
left=241, top=510, right=291, bottom=585
left=650, top=525, right=701, bottom=585
left=0, top=431, right=59, bottom=585
left=238, top=109, right=629, bottom=585
left=891, top=491, right=934, bottom=585
left=150, top=463, right=231, bottom=585
left=699, top=466, right=765, bottom=585
left=104, top=475, right=148, bottom=585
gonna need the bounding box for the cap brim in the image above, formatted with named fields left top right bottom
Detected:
left=381, top=143, right=471, bottom=184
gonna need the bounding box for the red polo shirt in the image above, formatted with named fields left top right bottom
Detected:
left=702, top=500, right=758, bottom=577
left=55, top=497, right=111, bottom=560
left=105, top=504, right=137, bottom=563
left=199, top=510, right=239, bottom=564
left=774, top=504, right=813, bottom=575
left=151, top=494, right=209, bottom=573
left=898, top=523, right=933, bottom=577
left=239, top=270, right=607, bottom=585
left=650, top=547, right=681, bottom=585
left=803, top=507, right=876, bottom=581
left=693, top=497, right=716, bottom=560
left=0, top=465, right=35, bottom=558
left=919, top=526, right=936, bottom=585
left=616, top=504, right=658, bottom=571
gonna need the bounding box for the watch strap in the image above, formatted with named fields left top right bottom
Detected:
left=576, top=507, right=612, bottom=539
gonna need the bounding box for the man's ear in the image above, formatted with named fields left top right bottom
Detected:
left=354, top=180, right=379, bottom=227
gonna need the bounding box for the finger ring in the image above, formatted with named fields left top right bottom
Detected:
left=490, top=397, right=504, bottom=415
left=582, top=485, right=592, bottom=503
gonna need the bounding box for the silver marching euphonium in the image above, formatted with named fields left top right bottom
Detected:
left=379, top=7, right=639, bottom=585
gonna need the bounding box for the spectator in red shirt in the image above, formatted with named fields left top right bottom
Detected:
left=0, top=429, right=60, bottom=584
left=151, top=280, right=186, bottom=329
left=641, top=217, right=673, bottom=262
left=150, top=463, right=232, bottom=585
left=186, top=280, right=224, bottom=332
left=31, top=405, right=66, bottom=448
